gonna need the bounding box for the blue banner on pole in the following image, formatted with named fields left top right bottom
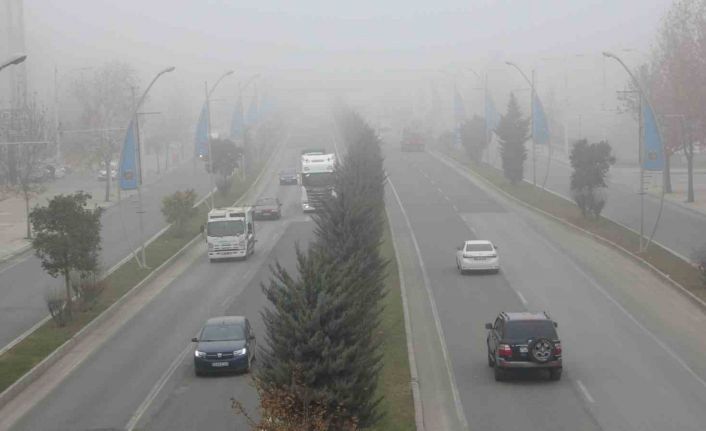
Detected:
left=245, top=87, right=259, bottom=126
left=532, top=94, right=550, bottom=146
left=194, top=103, right=209, bottom=157
left=230, top=95, right=244, bottom=139
left=642, top=102, right=664, bottom=171
left=119, top=119, right=138, bottom=190
left=485, top=90, right=500, bottom=141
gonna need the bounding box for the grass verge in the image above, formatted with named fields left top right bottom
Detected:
left=443, top=148, right=706, bottom=304
left=0, top=162, right=265, bottom=394
left=370, top=215, right=416, bottom=431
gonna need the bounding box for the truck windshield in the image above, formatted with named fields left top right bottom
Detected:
left=207, top=220, right=245, bottom=237
left=302, top=172, right=334, bottom=187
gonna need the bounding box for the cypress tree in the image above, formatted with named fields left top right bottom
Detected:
left=497, top=93, right=529, bottom=184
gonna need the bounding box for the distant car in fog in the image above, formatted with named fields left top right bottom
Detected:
left=456, top=240, right=500, bottom=273
left=279, top=168, right=298, bottom=185
left=254, top=197, right=282, bottom=220
left=192, top=316, right=256, bottom=376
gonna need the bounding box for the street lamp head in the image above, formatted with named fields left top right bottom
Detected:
left=165, top=66, right=176, bottom=73
left=505, top=61, right=514, bottom=66
left=9, top=54, right=27, bottom=66
left=225, top=70, right=235, bottom=76
left=602, top=51, right=616, bottom=59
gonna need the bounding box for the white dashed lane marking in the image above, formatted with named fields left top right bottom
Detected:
left=576, top=380, right=595, bottom=404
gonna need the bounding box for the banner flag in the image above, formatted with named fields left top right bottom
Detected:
left=245, top=86, right=259, bottom=126
left=194, top=103, right=209, bottom=157
left=532, top=93, right=550, bottom=146
left=642, top=101, right=664, bottom=171
left=230, top=95, right=244, bottom=139
left=118, top=119, right=138, bottom=190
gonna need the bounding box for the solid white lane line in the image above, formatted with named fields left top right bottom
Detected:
left=576, top=380, right=595, bottom=404
left=388, top=178, right=470, bottom=431
left=452, top=205, right=459, bottom=212
left=443, top=195, right=451, bottom=202
left=516, top=291, right=528, bottom=306
left=534, top=232, right=706, bottom=390
left=125, top=342, right=192, bottom=430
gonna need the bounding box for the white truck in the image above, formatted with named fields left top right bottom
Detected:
left=300, top=150, right=336, bottom=212
left=205, top=206, right=255, bottom=262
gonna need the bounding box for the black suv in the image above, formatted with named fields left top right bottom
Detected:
left=485, top=312, right=562, bottom=381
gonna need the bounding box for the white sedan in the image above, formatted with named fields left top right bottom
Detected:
left=456, top=240, right=500, bottom=274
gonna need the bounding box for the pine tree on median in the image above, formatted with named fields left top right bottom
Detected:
left=497, top=93, right=529, bottom=184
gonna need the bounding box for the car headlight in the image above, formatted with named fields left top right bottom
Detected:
left=234, top=348, right=247, bottom=356
left=194, top=350, right=206, bottom=358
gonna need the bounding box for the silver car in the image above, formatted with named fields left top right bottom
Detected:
left=456, top=240, right=500, bottom=274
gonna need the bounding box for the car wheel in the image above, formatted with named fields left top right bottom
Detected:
left=494, top=366, right=505, bottom=381
left=195, top=369, right=204, bottom=377
left=529, top=338, right=553, bottom=363
left=549, top=368, right=562, bottom=381
left=493, top=268, right=500, bottom=274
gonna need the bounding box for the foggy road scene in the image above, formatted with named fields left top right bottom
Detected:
left=2, top=1, right=706, bottom=430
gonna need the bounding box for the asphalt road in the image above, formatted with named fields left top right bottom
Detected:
left=0, top=159, right=212, bottom=349
left=386, top=147, right=706, bottom=430
left=8, top=124, right=706, bottom=431
left=8, top=128, right=312, bottom=431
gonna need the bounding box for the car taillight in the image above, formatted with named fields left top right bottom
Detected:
left=553, top=342, right=562, bottom=355
left=498, top=344, right=513, bottom=358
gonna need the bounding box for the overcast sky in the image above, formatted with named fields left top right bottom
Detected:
left=11, top=0, right=673, bottom=150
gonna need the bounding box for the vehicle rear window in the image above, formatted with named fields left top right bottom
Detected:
left=503, top=320, right=557, bottom=340
left=466, top=243, right=493, bottom=252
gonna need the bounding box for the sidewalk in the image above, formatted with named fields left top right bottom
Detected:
left=0, top=153, right=184, bottom=262
left=547, top=148, right=706, bottom=218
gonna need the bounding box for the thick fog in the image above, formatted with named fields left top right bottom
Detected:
left=3, top=0, right=673, bottom=161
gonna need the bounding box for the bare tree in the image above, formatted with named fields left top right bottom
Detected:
left=71, top=61, right=139, bottom=201
left=0, top=96, right=51, bottom=239
left=622, top=0, right=706, bottom=201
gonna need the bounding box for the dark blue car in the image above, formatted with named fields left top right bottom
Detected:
left=192, top=316, right=256, bottom=376
left=279, top=168, right=298, bottom=185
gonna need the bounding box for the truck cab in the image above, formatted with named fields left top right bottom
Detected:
left=205, top=206, right=255, bottom=261
left=300, top=151, right=336, bottom=212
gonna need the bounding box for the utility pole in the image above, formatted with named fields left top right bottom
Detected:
left=531, top=69, right=536, bottom=186
left=205, top=80, right=216, bottom=209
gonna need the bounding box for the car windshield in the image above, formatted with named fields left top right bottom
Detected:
left=200, top=324, right=245, bottom=342
left=281, top=169, right=296, bottom=175
left=256, top=198, right=277, bottom=206
left=504, top=320, right=557, bottom=341
left=466, top=243, right=493, bottom=252
left=207, top=220, right=245, bottom=237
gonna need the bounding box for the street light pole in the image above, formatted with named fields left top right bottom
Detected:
left=204, top=70, right=235, bottom=209
left=128, top=66, right=175, bottom=267
left=603, top=51, right=666, bottom=253
left=237, top=74, right=261, bottom=180
left=506, top=61, right=536, bottom=186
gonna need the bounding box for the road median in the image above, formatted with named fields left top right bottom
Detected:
left=432, top=149, right=706, bottom=311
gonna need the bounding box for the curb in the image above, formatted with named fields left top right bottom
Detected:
left=431, top=150, right=706, bottom=314
left=0, top=244, right=31, bottom=265
left=0, top=233, right=201, bottom=411
left=0, top=141, right=283, bottom=411
left=384, top=205, right=425, bottom=431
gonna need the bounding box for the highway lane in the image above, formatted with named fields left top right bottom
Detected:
left=386, top=148, right=706, bottom=431
left=8, top=133, right=309, bottom=431
left=0, top=159, right=212, bottom=349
